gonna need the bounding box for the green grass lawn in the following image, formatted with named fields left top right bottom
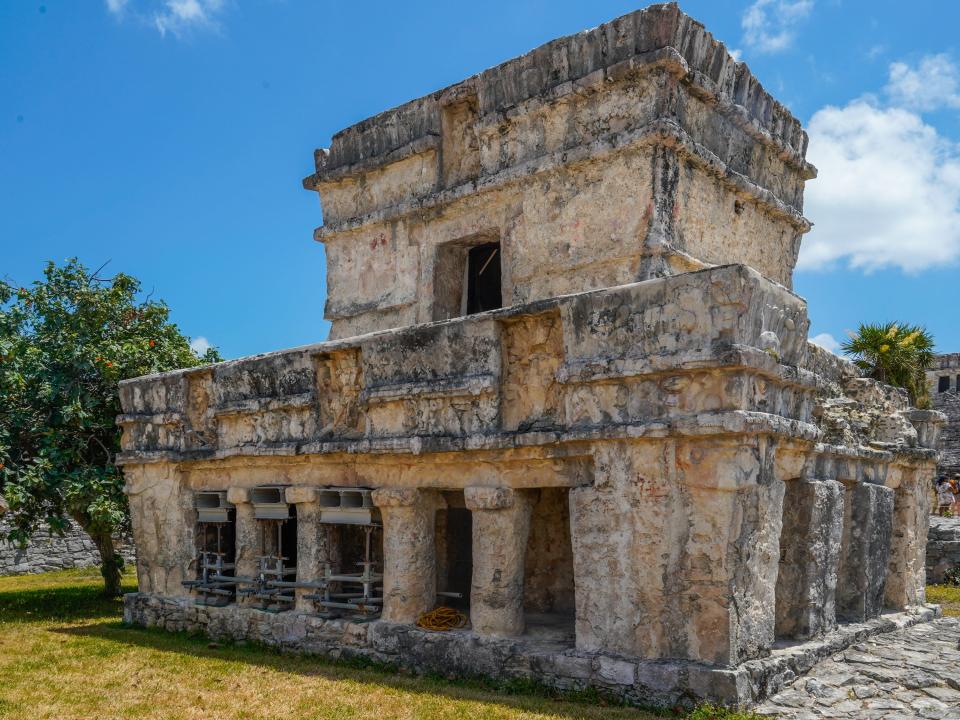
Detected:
left=926, top=584, right=960, bottom=617
left=0, top=569, right=758, bottom=720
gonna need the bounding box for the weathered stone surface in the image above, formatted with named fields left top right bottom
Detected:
left=124, top=593, right=940, bottom=709
left=757, top=617, right=960, bottom=718
left=776, top=479, right=844, bottom=639
left=886, top=469, right=930, bottom=608
left=570, top=438, right=785, bottom=666
left=373, top=488, right=443, bottom=624
left=837, top=483, right=895, bottom=622
left=0, top=519, right=134, bottom=576
left=465, top=487, right=534, bottom=636
left=928, top=354, right=960, bottom=476
left=116, top=2, right=944, bottom=709
left=927, top=515, right=960, bottom=584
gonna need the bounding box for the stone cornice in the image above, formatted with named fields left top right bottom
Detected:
left=302, top=4, right=812, bottom=189
left=312, top=118, right=810, bottom=244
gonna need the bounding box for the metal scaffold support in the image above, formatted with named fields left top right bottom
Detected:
left=304, top=524, right=383, bottom=621
left=182, top=522, right=236, bottom=606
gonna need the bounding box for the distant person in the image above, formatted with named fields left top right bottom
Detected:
left=937, top=477, right=954, bottom=516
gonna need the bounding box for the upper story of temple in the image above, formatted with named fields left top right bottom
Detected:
left=303, top=2, right=817, bottom=340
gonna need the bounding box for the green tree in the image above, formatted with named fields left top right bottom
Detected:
left=841, top=321, right=935, bottom=408
left=0, top=259, right=220, bottom=596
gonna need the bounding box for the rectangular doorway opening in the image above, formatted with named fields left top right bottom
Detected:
left=435, top=491, right=472, bottom=611
left=523, top=488, right=575, bottom=643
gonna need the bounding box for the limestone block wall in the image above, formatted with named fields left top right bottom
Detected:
left=0, top=519, right=135, bottom=576
left=0, top=519, right=98, bottom=575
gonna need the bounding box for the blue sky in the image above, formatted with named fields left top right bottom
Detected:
left=3, top=0, right=960, bottom=359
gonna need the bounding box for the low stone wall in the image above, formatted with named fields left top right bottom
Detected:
left=926, top=515, right=960, bottom=584
left=124, top=593, right=938, bottom=708
left=0, top=519, right=134, bottom=576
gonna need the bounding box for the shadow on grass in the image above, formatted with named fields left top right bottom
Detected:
left=52, top=619, right=673, bottom=719
left=8, top=581, right=753, bottom=720
left=0, top=578, right=136, bottom=623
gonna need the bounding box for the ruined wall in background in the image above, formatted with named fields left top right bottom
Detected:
left=927, top=353, right=960, bottom=475
left=0, top=519, right=135, bottom=576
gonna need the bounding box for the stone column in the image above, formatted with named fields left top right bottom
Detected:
left=775, top=478, right=844, bottom=639
left=285, top=487, right=341, bottom=612
left=371, top=488, right=442, bottom=624
left=464, top=486, right=534, bottom=637
left=227, top=487, right=259, bottom=606
left=884, top=467, right=930, bottom=609
left=836, top=481, right=895, bottom=622
left=568, top=439, right=785, bottom=666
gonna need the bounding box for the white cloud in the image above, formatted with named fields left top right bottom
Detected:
left=190, top=336, right=212, bottom=355
left=810, top=332, right=841, bottom=354
left=153, top=0, right=223, bottom=36
left=154, top=0, right=225, bottom=37
left=885, top=54, right=960, bottom=112
left=741, top=0, right=813, bottom=54
left=799, top=99, right=960, bottom=273
left=105, top=0, right=226, bottom=37
left=105, top=0, right=130, bottom=14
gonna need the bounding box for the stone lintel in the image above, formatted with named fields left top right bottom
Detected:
left=285, top=486, right=319, bottom=505
left=226, top=487, right=251, bottom=505
left=371, top=487, right=421, bottom=508
left=463, top=486, right=516, bottom=511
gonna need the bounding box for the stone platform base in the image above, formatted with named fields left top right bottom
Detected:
left=123, top=593, right=940, bottom=708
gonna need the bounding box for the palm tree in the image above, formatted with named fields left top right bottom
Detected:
left=841, top=322, right=935, bottom=408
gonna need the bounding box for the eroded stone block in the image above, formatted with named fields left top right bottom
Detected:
left=837, top=483, right=895, bottom=622
left=776, top=479, right=844, bottom=639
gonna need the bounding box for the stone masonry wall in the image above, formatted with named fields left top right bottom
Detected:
left=124, top=592, right=937, bottom=708
left=927, top=515, right=960, bottom=584
left=0, top=519, right=137, bottom=576
left=0, top=519, right=100, bottom=576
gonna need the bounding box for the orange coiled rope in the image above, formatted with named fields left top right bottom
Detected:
left=416, top=606, right=468, bottom=631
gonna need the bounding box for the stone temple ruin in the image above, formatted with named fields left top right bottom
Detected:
left=928, top=354, right=960, bottom=477
left=118, top=3, right=945, bottom=707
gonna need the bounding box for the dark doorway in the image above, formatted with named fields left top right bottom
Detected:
left=436, top=492, right=472, bottom=610
left=466, top=242, right=501, bottom=315
left=940, top=376, right=950, bottom=393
